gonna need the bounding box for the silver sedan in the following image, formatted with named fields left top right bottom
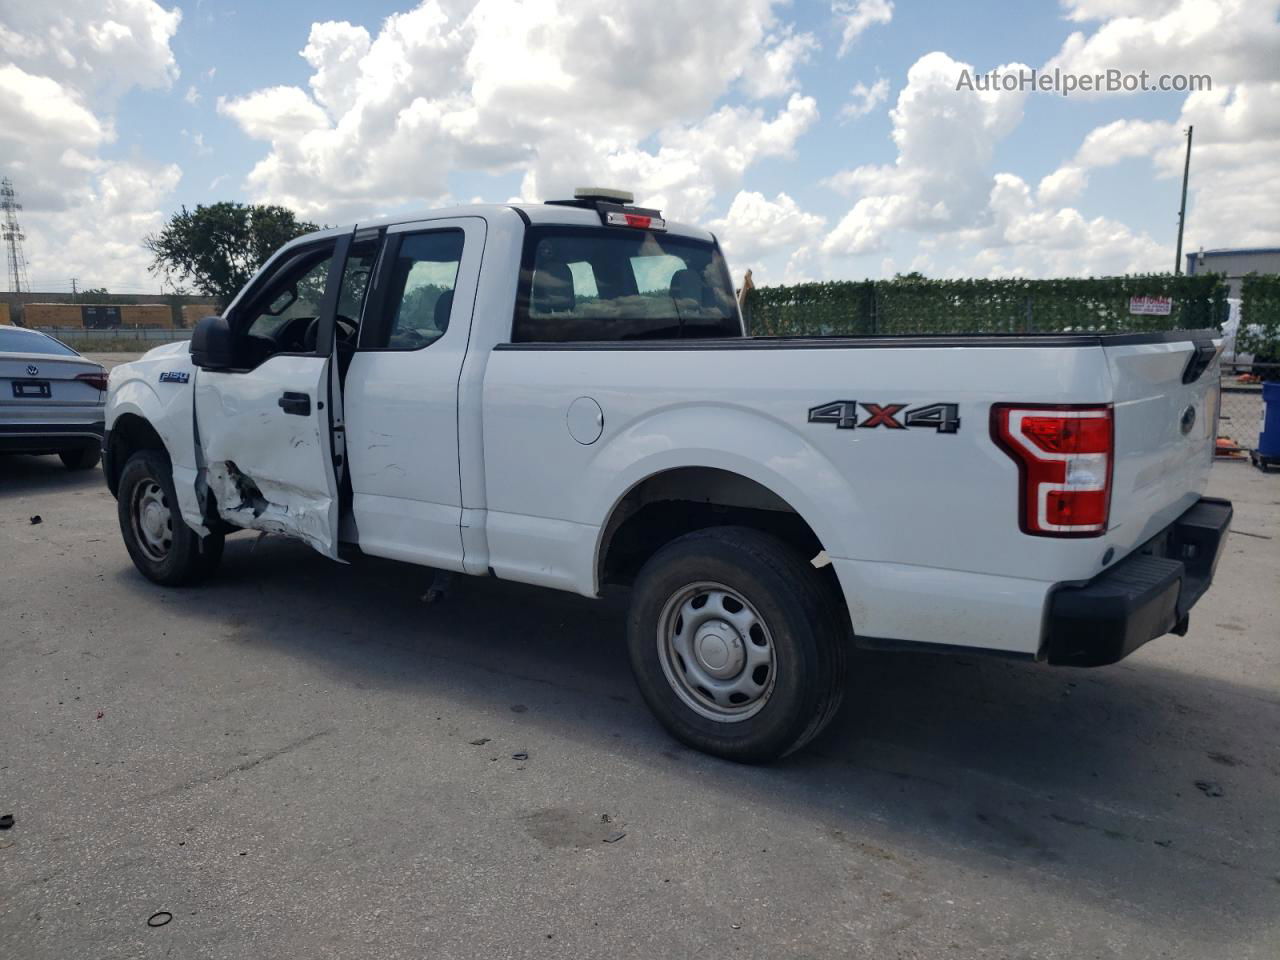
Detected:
left=0, top=326, right=107, bottom=470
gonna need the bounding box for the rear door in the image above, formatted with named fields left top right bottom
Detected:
left=193, top=232, right=357, bottom=558
left=1104, top=332, right=1222, bottom=545
left=342, top=216, right=484, bottom=571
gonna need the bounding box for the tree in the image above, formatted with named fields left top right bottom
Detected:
left=145, top=202, right=319, bottom=305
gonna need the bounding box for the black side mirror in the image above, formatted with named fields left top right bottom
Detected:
left=190, top=315, right=235, bottom=370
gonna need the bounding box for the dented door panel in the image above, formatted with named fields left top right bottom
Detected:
left=194, top=354, right=340, bottom=556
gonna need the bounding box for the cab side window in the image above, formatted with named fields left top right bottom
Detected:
left=374, top=230, right=465, bottom=350
left=244, top=252, right=331, bottom=343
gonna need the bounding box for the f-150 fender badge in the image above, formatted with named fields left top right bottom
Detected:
left=808, top=400, right=960, bottom=434
left=159, top=371, right=190, bottom=384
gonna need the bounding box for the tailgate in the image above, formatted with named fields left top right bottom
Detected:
left=1104, top=333, right=1221, bottom=550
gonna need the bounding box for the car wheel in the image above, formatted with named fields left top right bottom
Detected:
left=626, top=526, right=847, bottom=763
left=59, top=444, right=101, bottom=470
left=117, top=449, right=224, bottom=586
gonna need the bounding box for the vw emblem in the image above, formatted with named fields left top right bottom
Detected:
left=26, top=364, right=38, bottom=376
left=1180, top=405, right=1196, bottom=435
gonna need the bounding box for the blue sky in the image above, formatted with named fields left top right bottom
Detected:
left=4, top=0, right=1277, bottom=292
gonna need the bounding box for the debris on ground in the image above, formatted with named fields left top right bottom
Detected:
left=469, top=737, right=490, bottom=746
left=603, top=831, right=626, bottom=843
left=600, top=813, right=612, bottom=823
left=146, top=911, right=172, bottom=927
left=512, top=751, right=528, bottom=761
left=95, top=709, right=104, bottom=719
left=421, top=571, right=453, bottom=604
left=0, top=814, right=14, bottom=829
left=1194, top=779, right=1224, bottom=797
left=29, top=515, right=41, bottom=525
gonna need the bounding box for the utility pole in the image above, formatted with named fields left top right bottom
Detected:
left=1174, top=125, right=1193, bottom=275
left=71, top=278, right=78, bottom=303
left=0, top=177, right=30, bottom=293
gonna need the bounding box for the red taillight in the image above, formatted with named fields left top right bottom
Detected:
left=604, top=210, right=667, bottom=230
left=76, top=369, right=109, bottom=392
left=991, top=404, right=1113, bottom=537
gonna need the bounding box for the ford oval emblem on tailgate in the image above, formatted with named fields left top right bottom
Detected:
left=1180, top=405, right=1196, bottom=435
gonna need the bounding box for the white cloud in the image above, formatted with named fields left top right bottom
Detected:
left=708, top=190, right=827, bottom=282
left=833, top=0, right=893, bottom=56
left=840, top=78, right=889, bottom=119
left=1074, top=118, right=1178, bottom=168
left=184, top=84, right=200, bottom=104
left=0, top=1, right=183, bottom=288
left=816, top=1, right=1278, bottom=278
left=24, top=162, right=183, bottom=291
left=1049, top=0, right=1278, bottom=89
left=740, top=27, right=818, bottom=99
left=219, top=0, right=816, bottom=222
left=1036, top=165, right=1087, bottom=206
left=1047, top=0, right=1280, bottom=253
left=822, top=52, right=1029, bottom=255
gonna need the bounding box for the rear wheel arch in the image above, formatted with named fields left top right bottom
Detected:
left=596, top=466, right=837, bottom=594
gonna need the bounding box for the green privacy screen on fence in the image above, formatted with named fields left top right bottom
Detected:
left=743, top=274, right=1230, bottom=338
left=1239, top=274, right=1280, bottom=356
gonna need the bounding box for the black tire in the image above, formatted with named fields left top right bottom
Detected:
left=117, top=449, right=224, bottom=586
left=59, top=444, right=101, bottom=470
left=626, top=526, right=847, bottom=763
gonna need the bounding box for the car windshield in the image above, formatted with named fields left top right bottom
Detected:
left=513, top=226, right=741, bottom=342
left=0, top=328, right=80, bottom=356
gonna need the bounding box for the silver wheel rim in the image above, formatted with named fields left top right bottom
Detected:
left=656, top=581, right=776, bottom=722
left=130, top=478, right=173, bottom=563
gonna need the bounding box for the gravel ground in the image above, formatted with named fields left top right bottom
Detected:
left=1, top=457, right=1277, bottom=960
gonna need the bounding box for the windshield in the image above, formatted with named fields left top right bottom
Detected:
left=513, top=226, right=741, bottom=342
left=0, top=328, right=80, bottom=356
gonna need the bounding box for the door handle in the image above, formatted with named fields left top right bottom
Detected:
left=278, top=391, right=311, bottom=416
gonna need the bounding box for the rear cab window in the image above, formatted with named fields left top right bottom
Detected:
left=512, top=226, right=741, bottom=342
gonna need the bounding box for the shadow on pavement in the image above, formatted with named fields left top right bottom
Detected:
left=0, top=453, right=103, bottom=496
left=107, top=530, right=1280, bottom=949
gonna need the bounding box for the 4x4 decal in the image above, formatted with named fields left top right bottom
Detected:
left=808, top=400, right=960, bottom=434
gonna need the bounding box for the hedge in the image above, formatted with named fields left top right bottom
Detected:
left=743, top=274, right=1230, bottom=338
left=1239, top=274, right=1280, bottom=357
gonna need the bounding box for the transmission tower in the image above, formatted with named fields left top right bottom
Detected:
left=1, top=177, right=31, bottom=293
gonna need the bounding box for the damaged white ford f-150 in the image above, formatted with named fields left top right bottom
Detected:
left=103, top=189, right=1233, bottom=761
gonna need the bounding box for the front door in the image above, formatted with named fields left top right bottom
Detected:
left=193, top=231, right=364, bottom=558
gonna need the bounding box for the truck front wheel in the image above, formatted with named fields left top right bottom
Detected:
left=626, top=526, right=847, bottom=763
left=117, top=449, right=224, bottom=586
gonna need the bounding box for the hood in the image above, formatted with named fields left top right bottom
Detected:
left=142, top=339, right=192, bottom=361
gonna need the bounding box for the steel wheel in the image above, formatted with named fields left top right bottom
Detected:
left=657, top=581, right=776, bottom=722
left=130, top=478, right=173, bottom=563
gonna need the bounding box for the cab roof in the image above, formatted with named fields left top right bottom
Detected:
left=317, top=201, right=716, bottom=245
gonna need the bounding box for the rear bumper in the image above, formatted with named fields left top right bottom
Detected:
left=1044, top=496, right=1233, bottom=666
left=0, top=420, right=105, bottom=453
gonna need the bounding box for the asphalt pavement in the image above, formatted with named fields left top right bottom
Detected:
left=1, top=455, right=1277, bottom=959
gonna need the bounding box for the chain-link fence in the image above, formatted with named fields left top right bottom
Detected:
left=1217, top=361, right=1278, bottom=460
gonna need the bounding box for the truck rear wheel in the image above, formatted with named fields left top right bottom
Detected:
left=117, top=449, right=224, bottom=586
left=626, top=526, right=847, bottom=763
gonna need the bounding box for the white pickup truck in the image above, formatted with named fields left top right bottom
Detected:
left=103, top=190, right=1233, bottom=761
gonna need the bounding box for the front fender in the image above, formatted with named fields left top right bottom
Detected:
left=106, top=362, right=203, bottom=531
left=584, top=402, right=862, bottom=563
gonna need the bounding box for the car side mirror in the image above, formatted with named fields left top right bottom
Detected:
left=190, top=315, right=235, bottom=370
